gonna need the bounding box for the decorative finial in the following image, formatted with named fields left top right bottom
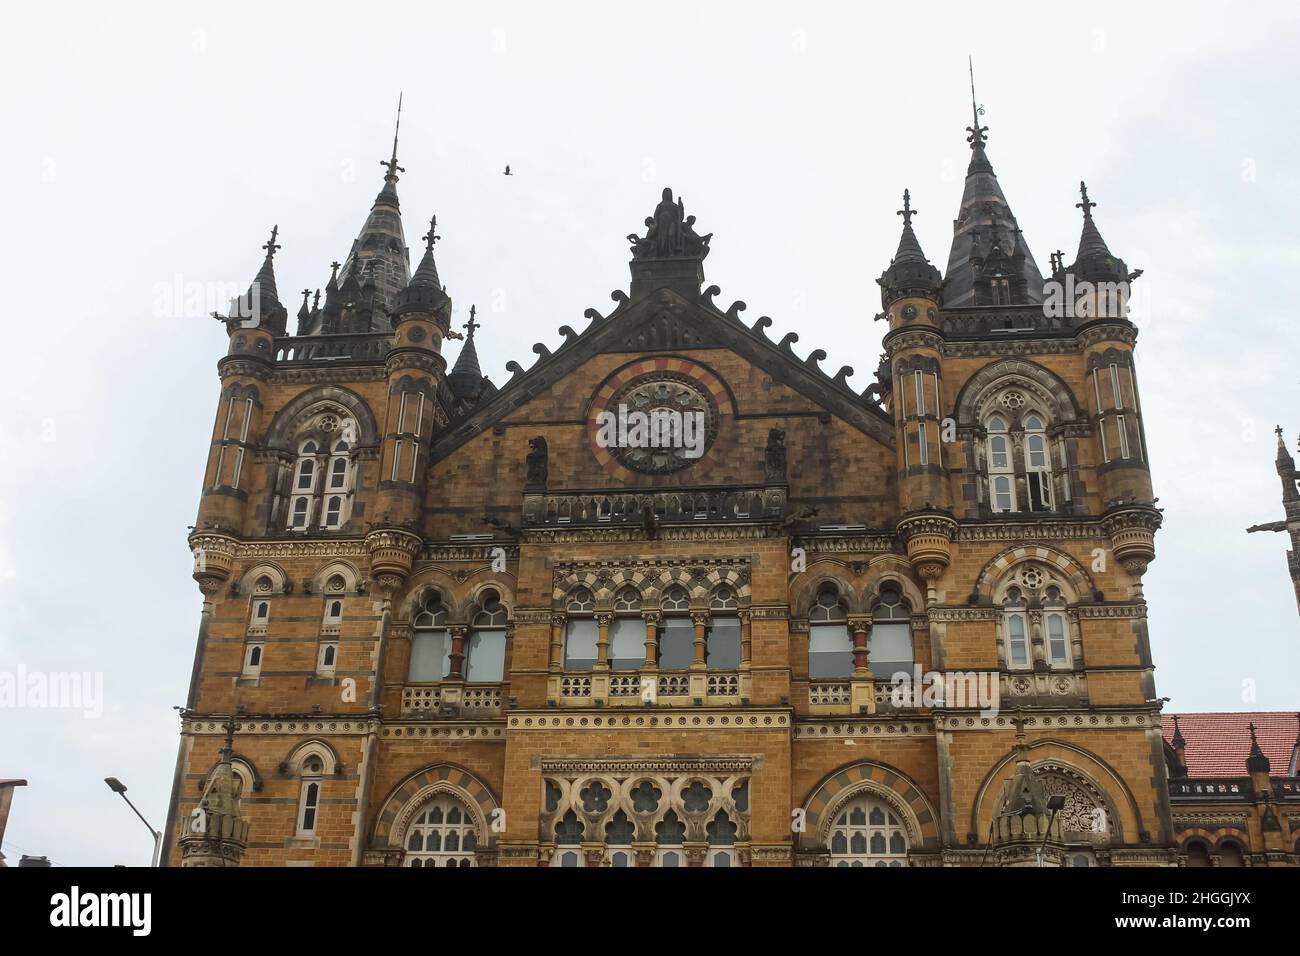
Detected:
left=1076, top=181, right=1096, bottom=219
left=300, top=288, right=311, bottom=306
left=897, top=189, right=916, bottom=226
left=263, top=225, right=281, bottom=259
left=423, top=214, right=440, bottom=250
left=1276, top=425, right=1285, bottom=445
left=966, top=56, right=988, bottom=148
left=381, top=92, right=405, bottom=181
left=312, top=289, right=321, bottom=309
left=464, top=304, right=480, bottom=338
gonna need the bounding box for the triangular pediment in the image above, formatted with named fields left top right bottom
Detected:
left=429, top=284, right=894, bottom=462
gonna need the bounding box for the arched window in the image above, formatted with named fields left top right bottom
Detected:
left=285, top=422, right=357, bottom=532
left=609, top=587, right=646, bottom=671
left=1185, top=839, right=1211, bottom=868
left=564, top=588, right=598, bottom=672
left=828, top=795, right=909, bottom=867
left=405, top=794, right=478, bottom=867
left=706, top=811, right=738, bottom=867
left=1023, top=414, right=1053, bottom=512
left=654, top=810, right=686, bottom=867
left=1044, top=586, right=1070, bottom=667
left=869, top=586, right=912, bottom=681
left=409, top=591, right=450, bottom=682
left=297, top=756, right=323, bottom=835
left=658, top=586, right=694, bottom=671
left=605, top=810, right=634, bottom=867
left=808, top=585, right=852, bottom=679
left=1002, top=587, right=1030, bottom=670
left=706, top=587, right=741, bottom=670
left=1219, top=841, right=1246, bottom=867
left=289, top=440, right=318, bottom=531
left=466, top=589, right=508, bottom=682
left=986, top=416, right=1014, bottom=513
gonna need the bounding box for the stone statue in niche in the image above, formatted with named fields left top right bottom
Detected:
left=629, top=188, right=712, bottom=260
left=525, top=436, right=549, bottom=491
left=765, top=428, right=787, bottom=482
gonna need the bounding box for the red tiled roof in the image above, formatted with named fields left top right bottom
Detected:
left=1164, top=712, right=1299, bottom=778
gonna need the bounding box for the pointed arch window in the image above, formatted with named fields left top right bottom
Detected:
left=1044, top=586, right=1070, bottom=667
left=869, top=586, right=913, bottom=681
left=1024, top=414, right=1053, bottom=512
left=653, top=810, right=686, bottom=867
left=466, top=589, right=508, bottom=682
left=409, top=591, right=451, bottom=682
left=658, top=586, right=694, bottom=671
left=1003, top=587, right=1030, bottom=670
left=808, top=585, right=853, bottom=679
left=609, top=587, right=646, bottom=671
left=706, top=586, right=741, bottom=670
left=827, top=795, right=909, bottom=867
left=296, top=756, right=324, bottom=835
left=564, top=588, right=598, bottom=672
left=986, top=416, right=1015, bottom=513
left=404, top=794, right=478, bottom=867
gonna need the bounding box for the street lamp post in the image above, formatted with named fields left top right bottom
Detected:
left=104, top=777, right=162, bottom=867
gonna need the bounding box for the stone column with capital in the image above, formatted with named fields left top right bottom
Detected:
left=848, top=617, right=875, bottom=714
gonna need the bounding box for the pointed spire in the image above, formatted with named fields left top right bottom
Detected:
left=336, top=96, right=412, bottom=323
left=395, top=214, right=450, bottom=315
left=253, top=224, right=282, bottom=305
left=1246, top=721, right=1272, bottom=775
left=376, top=93, right=405, bottom=207
left=1066, top=180, right=1135, bottom=285
left=878, top=189, right=941, bottom=304
left=450, top=305, right=483, bottom=380
left=1170, top=714, right=1186, bottom=749
left=941, top=69, right=1045, bottom=308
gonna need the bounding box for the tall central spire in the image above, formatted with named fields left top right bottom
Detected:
left=941, top=61, right=1045, bottom=308
left=335, top=94, right=412, bottom=325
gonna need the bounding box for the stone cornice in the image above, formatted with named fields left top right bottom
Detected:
left=267, top=366, right=388, bottom=385
left=538, top=756, right=756, bottom=774
left=507, top=710, right=790, bottom=731
left=794, top=718, right=933, bottom=739
left=955, top=519, right=1107, bottom=542
left=522, top=525, right=778, bottom=544
left=932, top=709, right=1159, bottom=732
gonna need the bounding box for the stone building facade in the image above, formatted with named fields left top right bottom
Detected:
left=164, top=104, right=1189, bottom=867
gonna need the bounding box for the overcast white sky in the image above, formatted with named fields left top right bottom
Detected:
left=1, top=1, right=1297, bottom=867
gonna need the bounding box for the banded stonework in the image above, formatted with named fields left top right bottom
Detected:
left=164, top=104, right=1298, bottom=869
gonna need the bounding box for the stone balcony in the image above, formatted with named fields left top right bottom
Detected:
left=400, top=683, right=504, bottom=718
left=550, top=670, right=749, bottom=707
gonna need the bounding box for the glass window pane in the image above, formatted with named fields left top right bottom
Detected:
left=609, top=617, right=646, bottom=670
left=564, top=619, right=599, bottom=671
left=409, top=629, right=450, bottom=681
left=706, top=616, right=741, bottom=669
left=658, top=617, right=695, bottom=670
left=869, top=622, right=912, bottom=681
left=465, top=629, right=506, bottom=682
left=809, top=623, right=853, bottom=679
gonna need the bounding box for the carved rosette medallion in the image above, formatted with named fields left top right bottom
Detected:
left=587, top=358, right=736, bottom=485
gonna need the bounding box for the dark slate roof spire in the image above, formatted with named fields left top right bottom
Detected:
left=1066, top=181, right=1139, bottom=286
left=377, top=92, right=404, bottom=208
left=878, top=189, right=942, bottom=304
left=395, top=214, right=450, bottom=315
left=1246, top=722, right=1272, bottom=774
left=336, top=95, right=412, bottom=325
left=941, top=67, right=1046, bottom=308
left=254, top=224, right=282, bottom=305
left=450, top=305, right=483, bottom=380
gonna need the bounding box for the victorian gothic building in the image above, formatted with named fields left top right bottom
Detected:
left=165, top=99, right=1293, bottom=869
